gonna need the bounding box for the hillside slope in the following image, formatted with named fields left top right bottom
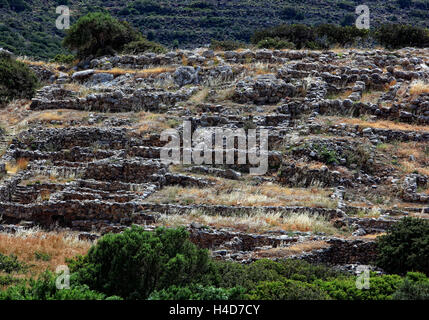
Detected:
left=1, top=0, right=429, bottom=59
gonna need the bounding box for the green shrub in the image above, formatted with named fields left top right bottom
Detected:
left=315, top=274, right=403, bottom=300
left=149, top=284, right=245, bottom=300
left=0, top=271, right=120, bottom=300
left=210, top=40, right=244, bottom=51
left=51, top=54, right=75, bottom=65
left=63, top=12, right=142, bottom=58
left=246, top=280, right=331, bottom=300
left=69, top=226, right=211, bottom=299
left=0, top=57, right=38, bottom=105
left=393, top=272, right=429, bottom=300
left=0, top=253, right=27, bottom=273
left=376, top=217, right=429, bottom=275
left=374, top=24, right=429, bottom=49
left=122, top=39, right=167, bottom=54
left=205, top=259, right=343, bottom=290
left=256, top=37, right=295, bottom=49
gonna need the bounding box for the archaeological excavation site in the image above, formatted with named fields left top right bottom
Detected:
left=0, top=5, right=428, bottom=302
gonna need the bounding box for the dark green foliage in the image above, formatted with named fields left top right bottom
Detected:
left=9, top=0, right=29, bottom=12
left=246, top=280, right=331, bottom=300
left=398, top=0, right=412, bottom=8
left=374, top=24, right=429, bottom=48
left=252, top=24, right=315, bottom=49
left=341, top=14, right=355, bottom=27
left=204, top=259, right=344, bottom=291
left=0, top=271, right=120, bottom=300
left=51, top=54, right=75, bottom=64
left=210, top=39, right=244, bottom=51
left=280, top=7, right=304, bottom=20
left=376, top=217, right=429, bottom=275
left=63, top=12, right=142, bottom=58
left=148, top=284, right=245, bottom=300
left=0, top=57, right=38, bottom=105
left=0, top=253, right=27, bottom=273
left=122, top=39, right=167, bottom=54
left=34, top=251, right=51, bottom=262
left=256, top=38, right=295, bottom=49
left=69, top=226, right=211, bottom=299
left=393, top=272, right=429, bottom=300
left=315, top=274, right=403, bottom=300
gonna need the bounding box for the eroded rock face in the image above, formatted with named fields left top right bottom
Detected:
left=1, top=47, right=429, bottom=266
left=233, top=75, right=297, bottom=104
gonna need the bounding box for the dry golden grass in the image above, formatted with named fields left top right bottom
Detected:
left=95, top=66, right=175, bottom=78
left=132, top=112, right=175, bottom=134
left=400, top=160, right=429, bottom=176
left=409, top=80, right=429, bottom=96
left=332, top=117, right=429, bottom=133
left=361, top=91, right=384, bottom=104
left=19, top=110, right=90, bottom=128
left=5, top=158, right=29, bottom=174
left=158, top=209, right=340, bottom=235
left=254, top=241, right=329, bottom=258
left=148, top=180, right=337, bottom=208
left=0, top=229, right=91, bottom=278
left=17, top=58, right=60, bottom=70
left=189, top=87, right=209, bottom=103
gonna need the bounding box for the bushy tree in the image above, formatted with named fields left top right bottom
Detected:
left=376, top=217, right=429, bottom=275
left=149, top=284, right=245, bottom=300
left=69, top=226, right=211, bottom=299
left=374, top=24, right=429, bottom=48
left=0, top=56, right=38, bottom=105
left=62, top=12, right=143, bottom=58
left=122, top=39, right=167, bottom=54
left=315, top=274, right=403, bottom=300
left=0, top=271, right=119, bottom=300
left=393, top=272, right=429, bottom=300
left=246, top=280, right=331, bottom=300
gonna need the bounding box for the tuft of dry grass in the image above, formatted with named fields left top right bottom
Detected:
left=0, top=229, right=91, bottom=279
left=148, top=181, right=337, bottom=208
left=331, top=117, right=429, bottom=133
left=158, top=209, right=340, bottom=235
left=409, top=80, right=429, bottom=96
left=254, top=241, right=329, bottom=258
left=189, top=87, right=209, bottom=103
left=95, top=67, right=175, bottom=78
left=5, top=158, right=29, bottom=174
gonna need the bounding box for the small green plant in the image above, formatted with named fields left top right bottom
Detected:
left=245, top=280, right=331, bottom=300
left=0, top=253, right=27, bottom=273
left=149, top=284, right=245, bottom=300
left=34, top=251, right=51, bottom=262
left=0, top=271, right=120, bottom=300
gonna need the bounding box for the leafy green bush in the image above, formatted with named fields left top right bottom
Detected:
left=246, top=280, right=331, bottom=300
left=69, top=226, right=211, bottom=299
left=0, top=56, right=38, bottom=105
left=210, top=40, right=244, bottom=51
left=0, top=253, right=27, bottom=273
left=376, top=217, right=429, bottom=275
left=63, top=12, right=143, bottom=58
left=149, top=284, right=245, bottom=300
left=204, top=259, right=343, bottom=291
left=0, top=271, right=120, bottom=300
left=256, top=37, right=295, bottom=49
left=51, top=54, right=75, bottom=65
left=393, top=272, right=429, bottom=300
left=315, top=274, right=403, bottom=300
left=374, top=24, right=429, bottom=49
left=122, top=39, right=167, bottom=54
